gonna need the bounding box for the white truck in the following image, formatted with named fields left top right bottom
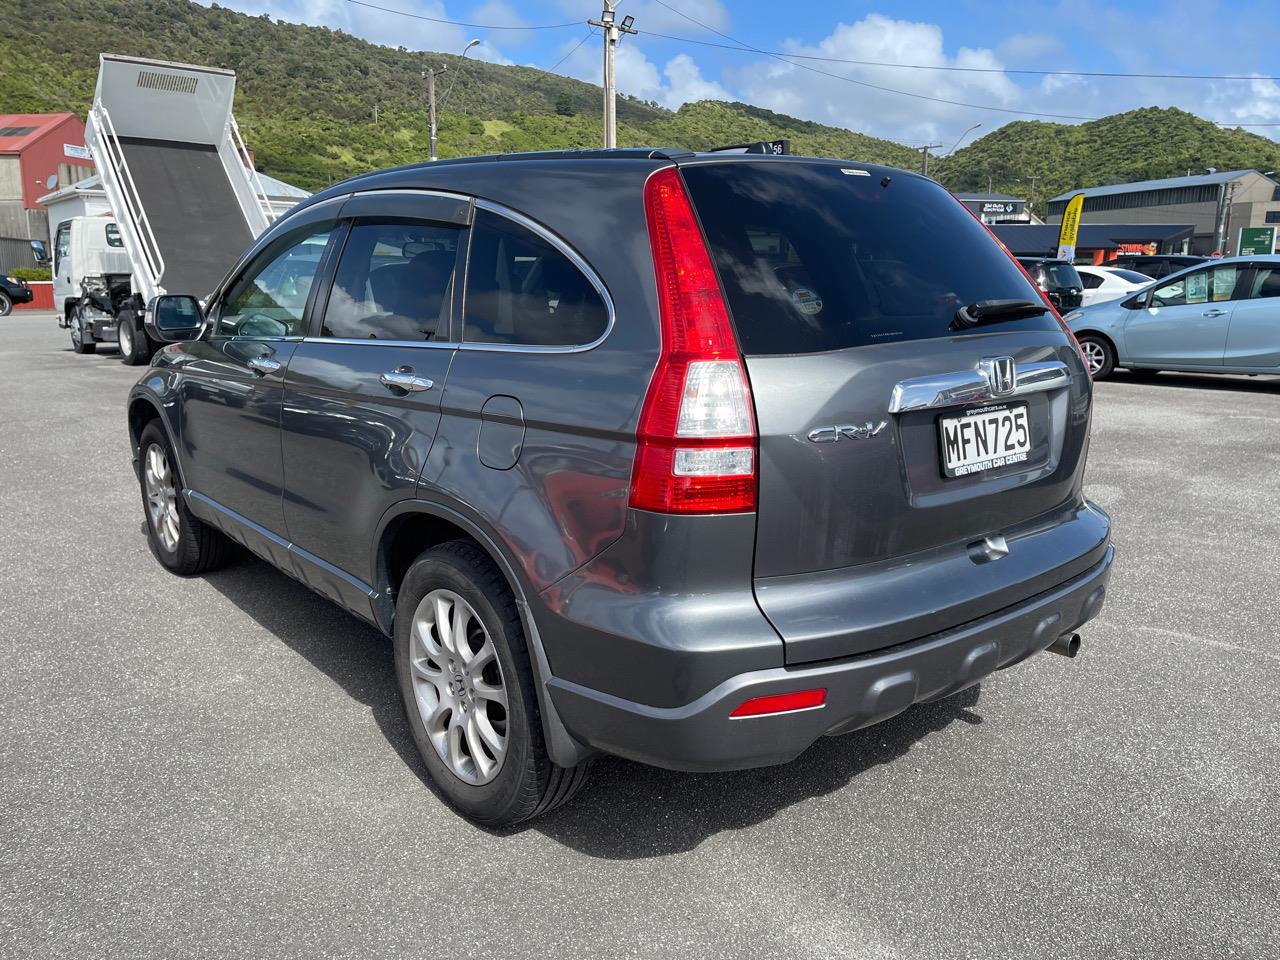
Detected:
left=62, top=53, right=276, bottom=362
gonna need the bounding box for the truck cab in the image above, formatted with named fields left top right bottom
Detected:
left=51, top=215, right=133, bottom=354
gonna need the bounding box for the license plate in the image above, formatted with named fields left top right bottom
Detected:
left=939, top=403, right=1030, bottom=478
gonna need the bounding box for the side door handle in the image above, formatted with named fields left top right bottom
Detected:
left=1202, top=308, right=1228, bottom=317
left=379, top=368, right=434, bottom=393
left=247, top=355, right=282, bottom=376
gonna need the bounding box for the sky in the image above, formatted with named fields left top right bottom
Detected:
left=198, top=0, right=1280, bottom=147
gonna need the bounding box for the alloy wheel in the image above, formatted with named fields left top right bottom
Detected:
left=409, top=588, right=509, bottom=785
left=1081, top=340, right=1106, bottom=377
left=143, top=442, right=180, bottom=552
left=119, top=320, right=133, bottom=359
left=70, top=313, right=83, bottom=348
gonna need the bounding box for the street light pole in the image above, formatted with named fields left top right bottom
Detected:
left=946, top=122, right=982, bottom=158
left=588, top=2, right=637, bottom=148
left=425, top=39, right=482, bottom=163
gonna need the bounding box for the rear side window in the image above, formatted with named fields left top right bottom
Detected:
left=681, top=163, right=1052, bottom=354
left=463, top=209, right=609, bottom=347
left=1079, top=272, right=1103, bottom=289
left=105, top=224, right=123, bottom=248
left=322, top=220, right=460, bottom=341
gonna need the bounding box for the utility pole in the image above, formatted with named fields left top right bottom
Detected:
left=588, top=2, right=637, bottom=148
left=1022, top=174, right=1040, bottom=214
left=1219, top=179, right=1239, bottom=254
left=919, top=144, right=942, bottom=176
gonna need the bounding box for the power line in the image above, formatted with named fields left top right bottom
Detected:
left=548, top=28, right=598, bottom=75
left=642, top=0, right=1280, bottom=127
left=344, top=0, right=578, bottom=30
left=636, top=28, right=1280, bottom=83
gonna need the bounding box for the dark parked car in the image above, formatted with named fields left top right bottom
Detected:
left=0, top=272, right=34, bottom=315
left=127, top=150, right=1113, bottom=826
left=1105, top=254, right=1207, bottom=279
left=1016, top=257, right=1084, bottom=311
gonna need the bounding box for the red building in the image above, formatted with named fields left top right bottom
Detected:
left=0, top=113, right=95, bottom=266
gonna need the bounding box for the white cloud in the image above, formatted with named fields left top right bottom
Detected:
left=195, top=0, right=508, bottom=60
left=559, top=32, right=727, bottom=110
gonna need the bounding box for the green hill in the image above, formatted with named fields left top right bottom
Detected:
left=0, top=0, right=918, bottom=190
left=940, top=107, right=1280, bottom=208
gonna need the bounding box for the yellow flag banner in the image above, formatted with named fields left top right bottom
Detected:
left=1057, top=193, right=1084, bottom=261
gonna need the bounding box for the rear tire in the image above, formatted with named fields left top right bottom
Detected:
left=394, top=540, right=591, bottom=826
left=119, top=314, right=151, bottom=366
left=1078, top=334, right=1114, bottom=380
left=0, top=291, right=11, bottom=316
left=137, top=422, right=232, bottom=575
left=69, top=307, right=96, bottom=354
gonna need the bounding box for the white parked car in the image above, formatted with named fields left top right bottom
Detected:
left=1075, top=265, right=1153, bottom=306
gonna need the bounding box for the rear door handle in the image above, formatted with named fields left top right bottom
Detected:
left=247, top=355, right=282, bottom=376
left=379, top=368, right=434, bottom=393
left=1202, top=308, right=1228, bottom=317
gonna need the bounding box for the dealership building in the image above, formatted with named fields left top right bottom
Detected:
left=1045, top=169, right=1280, bottom=256
left=955, top=192, right=1041, bottom=225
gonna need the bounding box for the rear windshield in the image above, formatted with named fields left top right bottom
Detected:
left=1040, top=263, right=1082, bottom=289
left=1113, top=269, right=1153, bottom=284
left=681, top=162, right=1053, bottom=355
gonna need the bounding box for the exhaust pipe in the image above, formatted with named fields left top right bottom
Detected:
left=1048, top=632, right=1081, bottom=658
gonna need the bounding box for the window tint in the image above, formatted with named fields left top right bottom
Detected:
left=1079, top=272, right=1104, bottom=289
left=105, top=223, right=123, bottom=248
left=1041, top=263, right=1082, bottom=289
left=681, top=163, right=1053, bottom=355
left=215, top=224, right=336, bottom=338
left=463, top=209, right=608, bottom=346
left=1247, top=266, right=1280, bottom=299
left=1113, top=270, right=1153, bottom=284
left=54, top=222, right=71, bottom=271
left=321, top=220, right=459, bottom=341
left=1152, top=265, right=1241, bottom=307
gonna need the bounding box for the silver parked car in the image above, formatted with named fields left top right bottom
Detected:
left=1065, top=255, right=1280, bottom=379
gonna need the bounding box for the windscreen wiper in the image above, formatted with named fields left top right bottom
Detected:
left=952, top=298, right=1048, bottom=330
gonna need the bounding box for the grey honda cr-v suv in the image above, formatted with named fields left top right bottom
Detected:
left=127, top=149, right=1113, bottom=826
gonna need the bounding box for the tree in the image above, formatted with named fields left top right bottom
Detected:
left=554, top=93, right=574, bottom=117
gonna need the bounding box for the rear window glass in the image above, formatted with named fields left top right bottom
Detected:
left=1113, top=269, right=1152, bottom=284
left=681, top=163, right=1052, bottom=355
left=1040, top=263, right=1082, bottom=289
left=105, top=223, right=123, bottom=248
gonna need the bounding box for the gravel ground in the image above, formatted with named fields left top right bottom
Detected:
left=2, top=313, right=1278, bottom=959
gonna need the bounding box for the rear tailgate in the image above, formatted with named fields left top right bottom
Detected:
left=681, top=159, right=1102, bottom=664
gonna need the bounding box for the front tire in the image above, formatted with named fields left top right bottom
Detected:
left=1078, top=334, right=1115, bottom=380
left=119, top=313, right=151, bottom=366
left=137, top=422, right=232, bottom=575
left=394, top=541, right=590, bottom=826
left=69, top=307, right=96, bottom=354
left=0, top=291, right=11, bottom=316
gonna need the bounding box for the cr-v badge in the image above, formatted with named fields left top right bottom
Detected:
left=807, top=421, right=888, bottom=443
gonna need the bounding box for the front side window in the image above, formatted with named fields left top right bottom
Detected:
left=54, top=222, right=71, bottom=272
left=463, top=209, right=609, bottom=347
left=215, top=224, right=336, bottom=337
left=1152, top=265, right=1241, bottom=308
left=320, top=220, right=460, bottom=341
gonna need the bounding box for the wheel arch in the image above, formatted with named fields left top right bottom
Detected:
left=127, top=391, right=187, bottom=489
left=373, top=497, right=594, bottom=768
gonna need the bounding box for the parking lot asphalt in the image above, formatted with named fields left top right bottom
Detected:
left=2, top=312, right=1278, bottom=960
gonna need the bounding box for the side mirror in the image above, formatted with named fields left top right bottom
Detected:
left=29, top=240, right=48, bottom=266
left=145, top=295, right=205, bottom=343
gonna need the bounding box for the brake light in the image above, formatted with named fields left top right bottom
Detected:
left=730, top=688, right=827, bottom=718
left=631, top=166, right=757, bottom=514
left=951, top=193, right=1091, bottom=375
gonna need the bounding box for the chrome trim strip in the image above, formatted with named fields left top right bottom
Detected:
left=888, top=360, right=1071, bottom=414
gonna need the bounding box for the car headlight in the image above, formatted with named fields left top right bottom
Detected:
left=1062, top=310, right=1083, bottom=324
left=3, top=276, right=14, bottom=284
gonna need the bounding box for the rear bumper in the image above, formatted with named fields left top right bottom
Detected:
left=547, top=543, right=1113, bottom=772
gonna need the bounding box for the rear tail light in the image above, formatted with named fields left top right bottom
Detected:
left=730, top=688, right=827, bottom=718
left=952, top=193, right=1092, bottom=376
left=631, top=166, right=757, bottom=514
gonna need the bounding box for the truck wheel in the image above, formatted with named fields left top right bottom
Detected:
left=69, top=308, right=96, bottom=354
left=119, top=314, right=151, bottom=366
left=0, top=291, right=11, bottom=316
left=394, top=540, right=591, bottom=826
left=137, top=422, right=232, bottom=575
